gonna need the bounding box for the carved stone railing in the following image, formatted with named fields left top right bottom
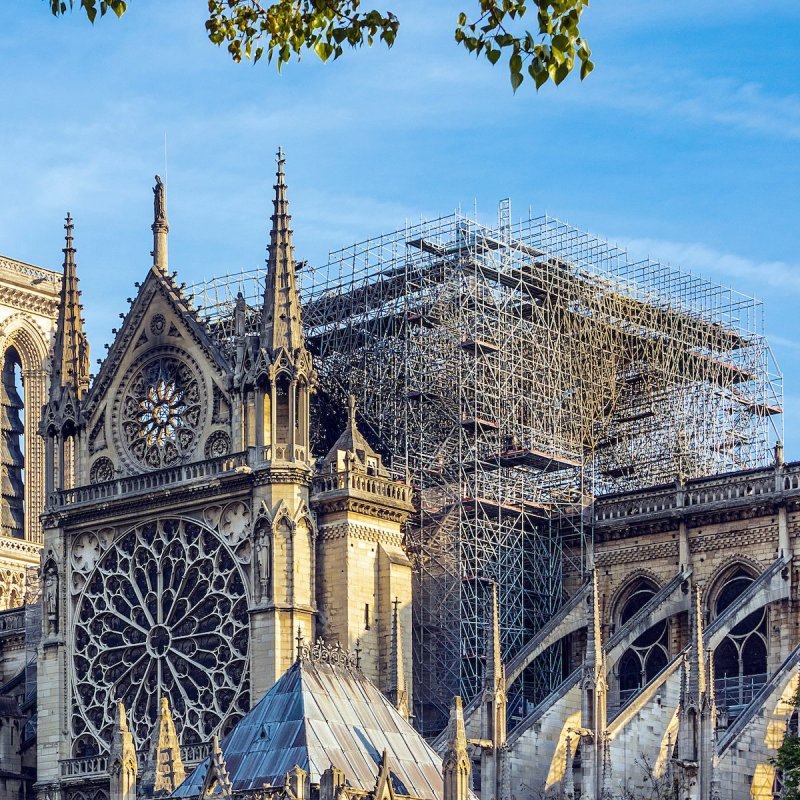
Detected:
left=60, top=755, right=108, bottom=779
left=181, top=742, right=212, bottom=764
left=0, top=255, right=59, bottom=285
left=49, top=452, right=251, bottom=510
left=312, top=469, right=412, bottom=505
left=249, top=444, right=309, bottom=465
left=594, top=461, right=800, bottom=526
left=0, top=608, right=25, bottom=634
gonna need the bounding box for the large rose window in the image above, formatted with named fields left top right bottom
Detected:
left=71, top=518, right=250, bottom=755
left=120, top=354, right=202, bottom=468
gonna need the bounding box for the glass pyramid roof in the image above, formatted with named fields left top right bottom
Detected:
left=173, top=658, right=445, bottom=798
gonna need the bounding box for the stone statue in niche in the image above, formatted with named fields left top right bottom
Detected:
left=254, top=523, right=272, bottom=602
left=44, top=564, right=59, bottom=634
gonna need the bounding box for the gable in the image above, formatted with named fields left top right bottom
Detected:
left=83, top=266, right=234, bottom=479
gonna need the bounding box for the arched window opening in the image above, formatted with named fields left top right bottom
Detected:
left=275, top=374, right=291, bottom=445
left=1, top=347, right=24, bottom=540
left=712, top=568, right=768, bottom=717
left=615, top=580, right=669, bottom=709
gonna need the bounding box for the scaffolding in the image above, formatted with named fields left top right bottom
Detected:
left=190, top=203, right=783, bottom=735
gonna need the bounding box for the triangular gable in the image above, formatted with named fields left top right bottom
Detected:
left=84, top=265, right=230, bottom=421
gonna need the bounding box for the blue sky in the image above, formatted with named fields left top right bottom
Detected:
left=0, top=1, right=798, bottom=452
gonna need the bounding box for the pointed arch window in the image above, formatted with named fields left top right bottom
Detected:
left=712, top=567, right=767, bottom=713
left=1, top=346, right=24, bottom=540
left=615, top=580, right=669, bottom=707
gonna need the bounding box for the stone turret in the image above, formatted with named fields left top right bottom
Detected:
left=312, top=396, right=413, bottom=700
left=109, top=702, right=137, bottom=800
left=442, top=696, right=472, bottom=800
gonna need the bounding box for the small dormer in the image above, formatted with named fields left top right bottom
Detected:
left=319, top=395, right=388, bottom=478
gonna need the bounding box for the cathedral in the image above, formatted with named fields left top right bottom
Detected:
left=0, top=153, right=798, bottom=800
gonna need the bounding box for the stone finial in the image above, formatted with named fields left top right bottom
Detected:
left=109, top=702, right=137, bottom=800
left=775, top=439, right=784, bottom=466
left=198, top=735, right=233, bottom=800
left=563, top=735, right=575, bottom=799
left=285, top=764, right=308, bottom=800
left=373, top=750, right=396, bottom=800
left=320, top=766, right=347, bottom=800
left=49, top=212, right=90, bottom=399
left=151, top=175, right=169, bottom=272
left=482, top=581, right=507, bottom=748
left=387, top=597, right=410, bottom=720
left=442, top=696, right=471, bottom=800
left=142, top=695, right=185, bottom=797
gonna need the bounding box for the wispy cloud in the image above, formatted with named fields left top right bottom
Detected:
left=619, top=237, right=800, bottom=296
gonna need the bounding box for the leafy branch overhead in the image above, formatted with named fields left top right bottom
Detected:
left=49, top=0, right=594, bottom=92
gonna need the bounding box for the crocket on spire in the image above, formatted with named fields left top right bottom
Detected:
left=262, top=147, right=304, bottom=356
left=51, top=213, right=90, bottom=399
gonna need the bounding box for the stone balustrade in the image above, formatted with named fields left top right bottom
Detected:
left=312, top=469, right=412, bottom=504
left=49, top=452, right=251, bottom=510
left=0, top=608, right=25, bottom=633
left=59, top=755, right=108, bottom=778
left=181, top=741, right=212, bottom=764
left=594, top=461, right=800, bottom=525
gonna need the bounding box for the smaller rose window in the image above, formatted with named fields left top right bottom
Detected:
left=121, top=355, right=202, bottom=468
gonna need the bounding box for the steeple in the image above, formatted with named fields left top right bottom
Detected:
left=151, top=174, right=169, bottom=272
left=387, top=597, right=410, bottom=720
left=262, top=148, right=304, bottom=355
left=51, top=213, right=90, bottom=398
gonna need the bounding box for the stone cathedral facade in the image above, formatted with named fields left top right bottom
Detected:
left=0, top=158, right=799, bottom=800
left=31, top=155, right=415, bottom=800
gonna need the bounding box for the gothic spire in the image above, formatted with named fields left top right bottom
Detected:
left=51, top=213, right=90, bottom=398
left=151, top=174, right=169, bottom=272
left=485, top=581, right=504, bottom=688
left=262, top=148, right=304, bottom=354
left=387, top=597, right=409, bottom=720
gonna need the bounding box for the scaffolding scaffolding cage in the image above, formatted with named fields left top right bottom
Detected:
left=190, top=202, right=783, bottom=735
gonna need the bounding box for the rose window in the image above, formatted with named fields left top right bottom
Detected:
left=120, top=355, right=202, bottom=468
left=71, top=518, right=250, bottom=755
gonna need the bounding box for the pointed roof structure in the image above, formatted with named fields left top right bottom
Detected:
left=50, top=213, right=90, bottom=399
left=174, top=655, right=445, bottom=799
left=262, top=147, right=304, bottom=355
left=141, top=696, right=185, bottom=797
left=320, top=395, right=387, bottom=476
